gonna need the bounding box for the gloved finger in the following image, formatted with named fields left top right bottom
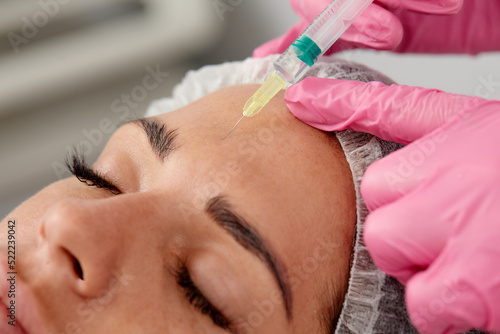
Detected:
left=289, top=0, right=332, bottom=22
left=293, top=0, right=404, bottom=50
left=362, top=102, right=500, bottom=211
left=285, top=78, right=488, bottom=144
left=360, top=128, right=448, bottom=211
left=363, top=176, right=457, bottom=284
left=405, top=244, right=500, bottom=334
left=253, top=21, right=307, bottom=58
left=330, top=4, right=403, bottom=52
left=254, top=3, right=402, bottom=57
left=393, top=0, right=500, bottom=54
left=376, top=0, right=463, bottom=14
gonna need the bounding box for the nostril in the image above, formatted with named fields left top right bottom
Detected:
left=62, top=248, right=84, bottom=280
left=73, top=257, right=84, bottom=280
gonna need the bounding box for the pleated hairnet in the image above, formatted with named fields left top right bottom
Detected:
left=145, top=55, right=413, bottom=333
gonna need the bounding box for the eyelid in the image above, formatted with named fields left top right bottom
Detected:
left=66, top=152, right=122, bottom=194
left=170, top=257, right=235, bottom=332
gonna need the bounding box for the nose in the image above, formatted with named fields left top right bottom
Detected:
left=39, top=198, right=126, bottom=298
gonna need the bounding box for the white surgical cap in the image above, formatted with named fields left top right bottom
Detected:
left=145, top=56, right=484, bottom=334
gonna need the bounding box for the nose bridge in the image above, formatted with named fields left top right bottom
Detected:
left=38, top=188, right=192, bottom=299
left=40, top=197, right=130, bottom=297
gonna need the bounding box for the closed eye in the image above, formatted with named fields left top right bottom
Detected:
left=66, top=152, right=121, bottom=195
left=171, top=257, right=235, bottom=332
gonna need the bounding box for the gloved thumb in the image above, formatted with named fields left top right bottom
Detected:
left=284, top=77, right=489, bottom=144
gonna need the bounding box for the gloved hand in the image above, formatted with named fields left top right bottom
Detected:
left=284, top=77, right=500, bottom=334
left=254, top=0, right=500, bottom=56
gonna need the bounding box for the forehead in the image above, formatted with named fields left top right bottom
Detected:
left=147, top=84, right=355, bottom=239
left=153, top=84, right=347, bottom=197
left=155, top=84, right=339, bottom=163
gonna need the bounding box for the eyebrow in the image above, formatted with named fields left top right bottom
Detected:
left=132, top=118, right=293, bottom=318
left=206, top=196, right=293, bottom=320
left=133, top=118, right=178, bottom=161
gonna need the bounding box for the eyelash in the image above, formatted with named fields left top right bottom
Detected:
left=172, top=258, right=233, bottom=331
left=66, top=152, right=121, bottom=195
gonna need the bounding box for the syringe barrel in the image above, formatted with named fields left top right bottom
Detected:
left=274, top=0, right=373, bottom=84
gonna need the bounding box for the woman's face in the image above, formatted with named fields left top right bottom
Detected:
left=0, top=85, right=356, bottom=334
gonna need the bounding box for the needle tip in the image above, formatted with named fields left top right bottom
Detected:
left=221, top=115, right=245, bottom=140
left=221, top=129, right=235, bottom=141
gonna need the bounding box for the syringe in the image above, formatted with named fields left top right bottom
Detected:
left=222, top=0, right=374, bottom=140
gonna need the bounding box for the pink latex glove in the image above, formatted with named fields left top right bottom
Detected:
left=254, top=0, right=500, bottom=56
left=285, top=77, right=500, bottom=334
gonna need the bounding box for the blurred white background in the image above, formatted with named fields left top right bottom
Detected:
left=1, top=0, right=499, bottom=218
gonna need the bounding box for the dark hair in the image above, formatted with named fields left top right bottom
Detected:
left=318, top=280, right=347, bottom=334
